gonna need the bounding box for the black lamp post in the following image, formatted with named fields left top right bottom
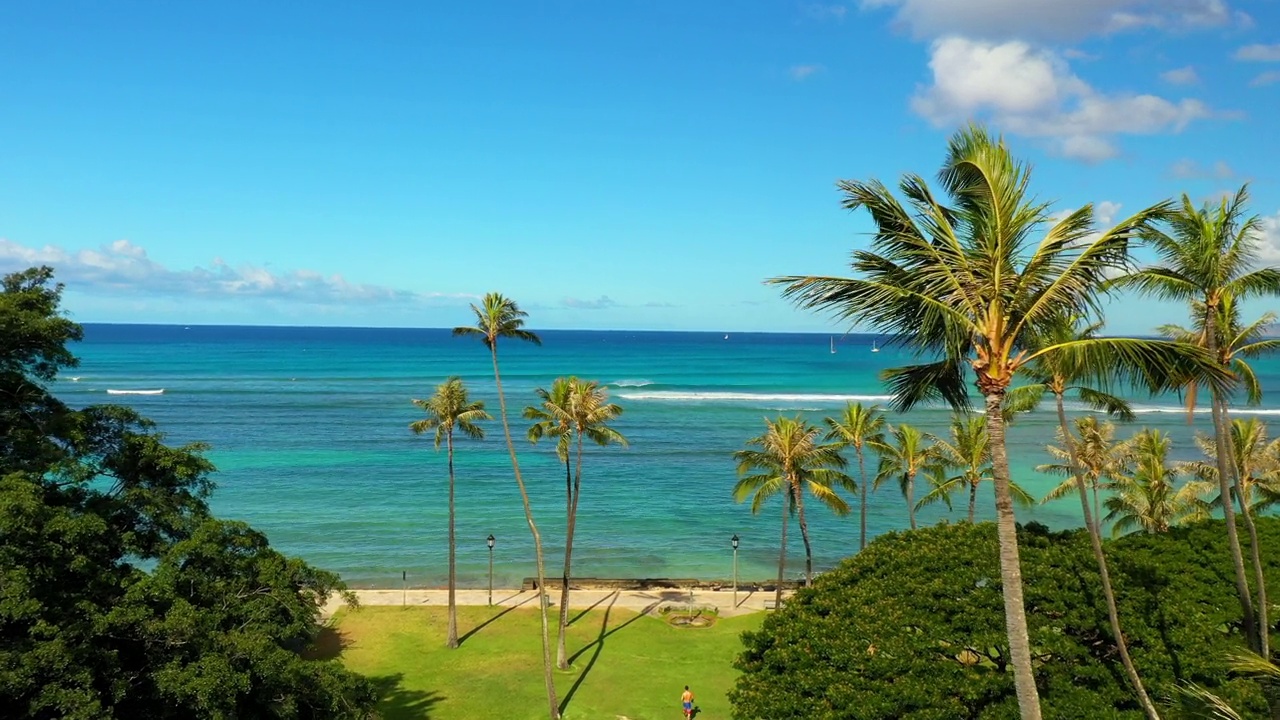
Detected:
left=487, top=534, right=495, bottom=606
left=731, top=534, right=740, bottom=609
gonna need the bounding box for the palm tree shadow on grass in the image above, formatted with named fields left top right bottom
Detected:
left=560, top=592, right=661, bottom=715
left=456, top=594, right=537, bottom=647
left=370, top=674, right=445, bottom=720
left=567, top=591, right=622, bottom=626
left=302, top=626, right=350, bottom=661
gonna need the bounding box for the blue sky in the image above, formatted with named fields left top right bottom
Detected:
left=0, top=1, right=1277, bottom=333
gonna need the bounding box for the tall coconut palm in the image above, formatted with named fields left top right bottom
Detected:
left=918, top=414, right=1034, bottom=522
left=1161, top=297, right=1280, bottom=660
left=1185, top=418, right=1280, bottom=513
left=1011, top=314, right=1162, bottom=719
left=453, top=293, right=559, bottom=719
left=524, top=378, right=575, bottom=667
left=1104, top=429, right=1213, bottom=536
left=557, top=379, right=627, bottom=670
left=824, top=402, right=887, bottom=550
left=410, top=377, right=490, bottom=649
left=769, top=124, right=1222, bottom=719
left=1039, top=416, right=1127, bottom=532
left=733, top=416, right=852, bottom=604
left=871, top=423, right=933, bottom=530
left=1115, top=185, right=1280, bottom=657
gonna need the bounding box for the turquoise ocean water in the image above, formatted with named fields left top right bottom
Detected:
left=56, top=324, right=1280, bottom=588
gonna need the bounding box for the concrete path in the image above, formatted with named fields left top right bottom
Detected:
left=324, top=587, right=787, bottom=620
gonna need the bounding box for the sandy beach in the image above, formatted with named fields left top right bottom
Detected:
left=325, top=587, right=783, bottom=620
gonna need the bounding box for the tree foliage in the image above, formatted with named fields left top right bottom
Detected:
left=0, top=267, right=377, bottom=719
left=731, top=520, right=1279, bottom=720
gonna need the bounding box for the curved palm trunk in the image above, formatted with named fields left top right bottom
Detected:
left=857, top=448, right=868, bottom=551
left=776, top=494, right=788, bottom=609
left=968, top=480, right=977, bottom=523
left=1092, top=485, right=1102, bottom=536
left=446, top=432, right=459, bottom=649
left=556, top=432, right=585, bottom=670
left=795, top=484, right=814, bottom=587
left=1055, top=394, right=1159, bottom=719
left=983, top=391, right=1042, bottom=720
left=490, top=348, right=559, bottom=719
left=1221, top=399, right=1270, bottom=660
left=905, top=472, right=916, bottom=531
left=1204, top=309, right=1258, bottom=655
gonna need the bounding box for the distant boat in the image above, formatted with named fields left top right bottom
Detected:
left=830, top=337, right=836, bottom=354
left=106, top=389, right=165, bottom=395
left=871, top=340, right=880, bottom=353
left=724, top=334, right=729, bottom=340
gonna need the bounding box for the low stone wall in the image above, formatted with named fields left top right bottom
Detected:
left=520, top=577, right=803, bottom=591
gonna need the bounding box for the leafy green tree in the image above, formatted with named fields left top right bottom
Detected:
left=733, top=416, right=851, bottom=604
left=824, top=402, right=886, bottom=550
left=1104, top=429, right=1212, bottom=536
left=410, top=377, right=491, bottom=649
left=1115, top=185, right=1280, bottom=658
left=769, top=125, right=1215, bottom=719
left=870, top=423, right=933, bottom=530
left=730, top=520, right=1280, bottom=720
left=526, top=377, right=627, bottom=670
left=452, top=293, right=560, bottom=718
left=1, top=267, right=378, bottom=720
left=917, top=414, right=1033, bottom=522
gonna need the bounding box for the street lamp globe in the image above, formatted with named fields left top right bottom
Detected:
left=731, top=534, right=739, bottom=550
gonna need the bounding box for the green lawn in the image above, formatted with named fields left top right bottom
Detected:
left=324, top=598, right=762, bottom=720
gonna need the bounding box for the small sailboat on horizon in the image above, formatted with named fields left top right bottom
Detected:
left=871, top=339, right=880, bottom=353
left=830, top=336, right=836, bottom=354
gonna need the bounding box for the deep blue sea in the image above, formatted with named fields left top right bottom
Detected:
left=54, top=324, right=1280, bottom=588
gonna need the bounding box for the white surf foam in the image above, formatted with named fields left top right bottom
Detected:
left=610, top=379, right=655, bottom=387
left=106, top=389, right=166, bottom=395
left=616, top=391, right=894, bottom=403
left=1130, top=405, right=1280, bottom=416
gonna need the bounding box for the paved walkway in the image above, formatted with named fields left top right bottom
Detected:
left=324, top=587, right=785, bottom=620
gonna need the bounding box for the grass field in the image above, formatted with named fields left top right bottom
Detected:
left=324, top=596, right=763, bottom=719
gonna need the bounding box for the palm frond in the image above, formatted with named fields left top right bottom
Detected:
left=881, top=359, right=971, bottom=413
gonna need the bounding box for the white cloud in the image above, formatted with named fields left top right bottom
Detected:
left=1235, top=44, right=1280, bottom=62
left=0, top=238, right=471, bottom=305
left=1250, top=70, right=1280, bottom=87
left=911, top=37, right=1216, bottom=162
left=790, top=64, right=824, bottom=81
left=1169, top=158, right=1235, bottom=178
left=562, top=295, right=619, bottom=310
left=1253, top=212, right=1280, bottom=262
left=861, top=0, right=1238, bottom=42
left=1161, top=66, right=1199, bottom=85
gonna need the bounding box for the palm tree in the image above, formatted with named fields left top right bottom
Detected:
left=1104, top=429, right=1212, bottom=536
left=410, top=377, right=490, bottom=649
left=733, top=416, right=852, bottom=604
left=871, top=423, right=933, bottom=530
left=1039, top=416, right=1126, bottom=532
left=918, top=414, right=1033, bottom=522
left=769, top=124, right=1216, bottom=719
left=824, top=402, right=887, bottom=550
left=453, top=293, right=559, bottom=719
left=1115, top=185, right=1280, bottom=657
left=1184, top=418, right=1280, bottom=514
left=528, top=378, right=627, bottom=670
left=1011, top=314, right=1162, bottom=719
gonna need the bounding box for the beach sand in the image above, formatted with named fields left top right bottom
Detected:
left=325, top=587, right=782, bottom=620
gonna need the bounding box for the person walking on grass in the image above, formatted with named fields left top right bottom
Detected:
left=681, top=685, right=694, bottom=718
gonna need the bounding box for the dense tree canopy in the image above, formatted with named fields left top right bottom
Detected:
left=0, top=267, right=377, bottom=719
left=731, top=520, right=1279, bottom=720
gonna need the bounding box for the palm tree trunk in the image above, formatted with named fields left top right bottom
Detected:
left=776, top=494, right=788, bottom=609
left=1055, top=394, right=1158, bottom=719
left=983, top=390, right=1042, bottom=720
left=446, top=432, right=459, bottom=649
left=1221, top=398, right=1270, bottom=660
left=556, top=433, right=585, bottom=670
left=1092, top=484, right=1102, bottom=536
left=857, top=448, right=868, bottom=551
left=795, top=484, right=814, bottom=587
left=906, top=473, right=916, bottom=531
left=556, top=453, right=572, bottom=669
left=968, top=480, right=977, bottom=523
left=490, top=348, right=559, bottom=719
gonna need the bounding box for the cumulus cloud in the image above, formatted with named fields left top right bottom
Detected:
left=561, top=295, right=619, bottom=310
left=1256, top=212, right=1280, bottom=263
left=1235, top=44, right=1280, bottom=62
left=1169, top=158, right=1235, bottom=179
left=911, top=37, right=1216, bottom=162
left=861, top=0, right=1240, bottom=42
left=790, top=64, right=824, bottom=81
left=0, top=238, right=470, bottom=305
left=1161, top=66, right=1199, bottom=85
left=1250, top=70, right=1280, bottom=87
